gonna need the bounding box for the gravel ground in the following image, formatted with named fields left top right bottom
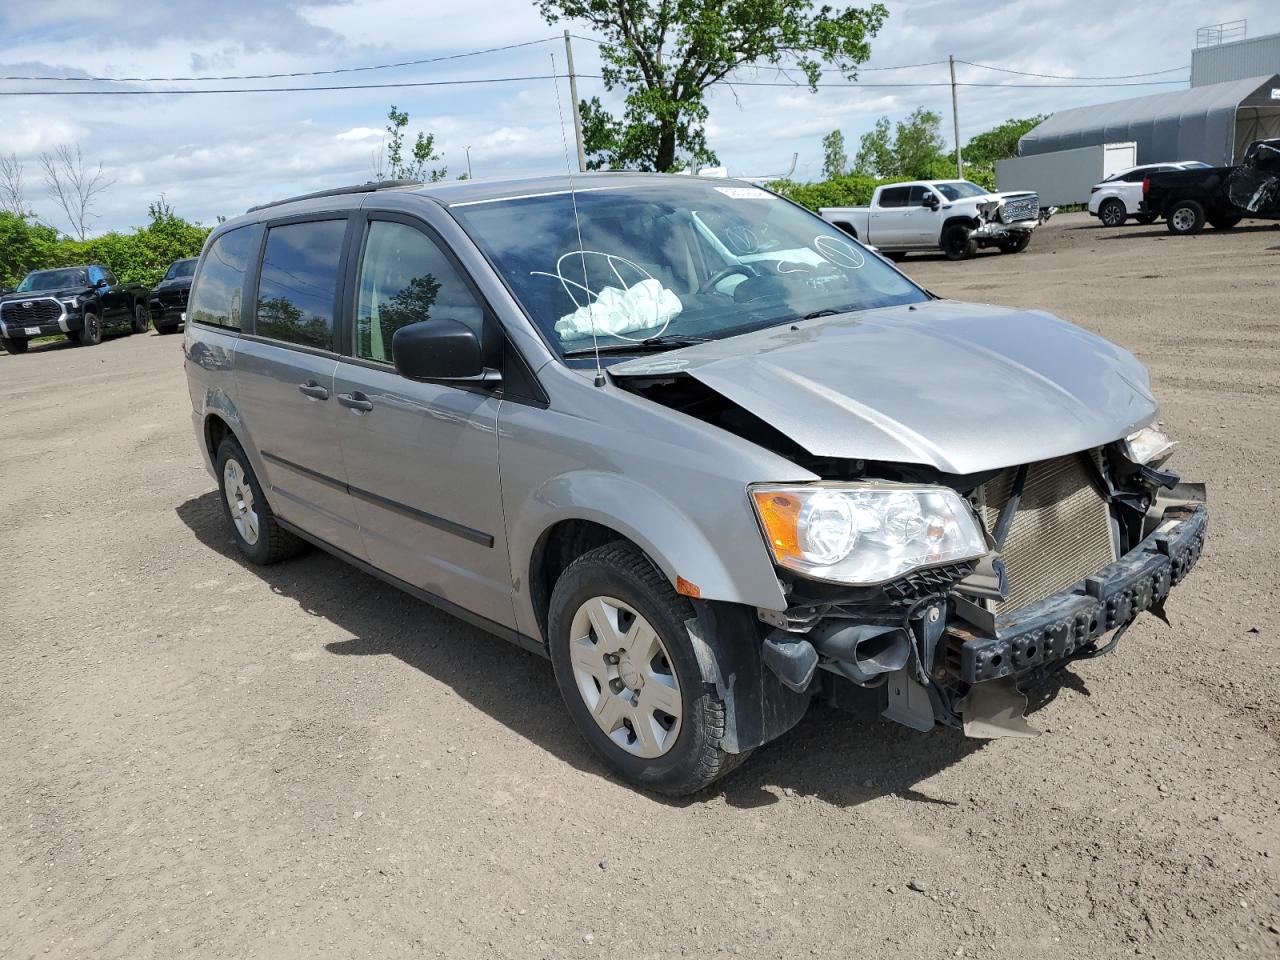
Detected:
left=2, top=213, right=1278, bottom=959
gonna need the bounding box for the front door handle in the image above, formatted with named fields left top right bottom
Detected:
left=337, top=391, right=374, bottom=413
left=298, top=381, right=329, bottom=400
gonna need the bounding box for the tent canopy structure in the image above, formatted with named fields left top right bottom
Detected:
left=1019, top=74, right=1280, bottom=166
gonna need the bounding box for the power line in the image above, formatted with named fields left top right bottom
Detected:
left=0, top=73, right=1191, bottom=97
left=0, top=37, right=560, bottom=83
left=956, top=59, right=1188, bottom=80
left=0, top=74, right=565, bottom=96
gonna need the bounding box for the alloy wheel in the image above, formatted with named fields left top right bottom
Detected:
left=222, top=457, right=260, bottom=546
left=567, top=595, right=682, bottom=759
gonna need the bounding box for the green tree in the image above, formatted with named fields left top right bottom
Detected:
left=384, top=105, right=447, bottom=182
left=853, top=108, right=946, bottom=180
left=963, top=115, right=1046, bottom=167
left=821, top=130, right=848, bottom=180
left=852, top=116, right=894, bottom=177
left=538, top=0, right=888, bottom=172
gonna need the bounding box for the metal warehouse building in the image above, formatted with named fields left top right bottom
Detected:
left=1017, top=73, right=1280, bottom=168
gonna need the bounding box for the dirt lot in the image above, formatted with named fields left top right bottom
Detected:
left=2, top=212, right=1278, bottom=959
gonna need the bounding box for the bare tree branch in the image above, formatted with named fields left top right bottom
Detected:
left=0, top=153, right=26, bottom=216
left=39, top=144, right=114, bottom=240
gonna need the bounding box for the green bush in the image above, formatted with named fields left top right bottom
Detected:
left=0, top=201, right=211, bottom=290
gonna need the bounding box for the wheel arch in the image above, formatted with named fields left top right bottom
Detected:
left=516, top=472, right=788, bottom=644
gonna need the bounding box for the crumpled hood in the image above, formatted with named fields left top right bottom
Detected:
left=610, top=299, right=1157, bottom=475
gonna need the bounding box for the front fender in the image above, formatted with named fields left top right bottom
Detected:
left=507, top=468, right=788, bottom=640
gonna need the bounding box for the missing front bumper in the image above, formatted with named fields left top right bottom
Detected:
left=946, top=503, right=1206, bottom=684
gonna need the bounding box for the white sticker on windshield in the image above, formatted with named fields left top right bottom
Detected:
left=714, top=186, right=778, bottom=200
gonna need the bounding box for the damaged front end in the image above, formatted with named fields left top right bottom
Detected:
left=753, top=439, right=1206, bottom=738
left=973, top=191, right=1042, bottom=243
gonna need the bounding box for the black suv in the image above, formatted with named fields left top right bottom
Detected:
left=0, top=265, right=150, bottom=354
left=149, top=257, right=197, bottom=334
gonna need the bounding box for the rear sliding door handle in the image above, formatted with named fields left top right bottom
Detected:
left=337, top=391, right=374, bottom=413
left=298, top=381, right=330, bottom=400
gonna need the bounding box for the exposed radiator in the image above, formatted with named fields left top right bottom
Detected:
left=977, top=454, right=1116, bottom=614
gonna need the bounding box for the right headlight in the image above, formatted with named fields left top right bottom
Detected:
left=750, top=483, right=987, bottom=585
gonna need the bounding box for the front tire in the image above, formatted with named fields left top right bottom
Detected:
left=131, top=303, right=149, bottom=333
left=1, top=336, right=29, bottom=354
left=941, top=223, right=976, bottom=261
left=998, top=233, right=1031, bottom=254
left=1099, top=198, right=1127, bottom=227
left=215, top=437, right=305, bottom=565
left=548, top=543, right=747, bottom=796
left=70, top=312, right=102, bottom=346
left=1166, top=199, right=1206, bottom=235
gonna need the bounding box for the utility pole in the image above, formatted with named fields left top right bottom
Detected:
left=949, top=54, right=964, bottom=178
left=465, top=145, right=473, bottom=179
left=564, top=30, right=587, bottom=173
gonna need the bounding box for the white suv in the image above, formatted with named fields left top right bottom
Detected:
left=1089, top=162, right=1209, bottom=227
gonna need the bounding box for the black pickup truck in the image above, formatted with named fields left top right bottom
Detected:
left=1141, top=138, right=1280, bottom=235
left=0, top=265, right=150, bottom=354
left=147, top=257, right=197, bottom=334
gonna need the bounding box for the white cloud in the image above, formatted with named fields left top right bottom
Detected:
left=0, top=0, right=1277, bottom=232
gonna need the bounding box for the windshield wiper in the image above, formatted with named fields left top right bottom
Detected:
left=563, top=334, right=710, bottom=357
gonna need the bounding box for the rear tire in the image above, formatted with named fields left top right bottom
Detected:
left=1166, top=199, right=1206, bottom=235
left=1, top=336, right=29, bottom=354
left=215, top=437, right=306, bottom=565
left=548, top=542, right=749, bottom=796
left=1208, top=212, right=1242, bottom=230
left=1099, top=198, right=1127, bottom=227
left=131, top=303, right=149, bottom=333
left=941, top=223, right=976, bottom=261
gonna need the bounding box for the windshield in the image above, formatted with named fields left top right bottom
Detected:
left=164, top=259, right=197, bottom=280
left=18, top=268, right=88, bottom=292
left=452, top=179, right=926, bottom=357
left=933, top=181, right=991, bottom=200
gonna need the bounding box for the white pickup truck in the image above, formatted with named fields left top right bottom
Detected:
left=820, top=180, right=1041, bottom=261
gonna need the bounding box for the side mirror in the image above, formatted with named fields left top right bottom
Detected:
left=392, top=318, right=500, bottom=384
left=925, top=194, right=940, bottom=210
left=95, top=278, right=109, bottom=288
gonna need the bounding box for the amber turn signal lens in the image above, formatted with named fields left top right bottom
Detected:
left=751, top=490, right=803, bottom=561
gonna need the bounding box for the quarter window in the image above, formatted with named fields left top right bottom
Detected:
left=255, top=219, right=346, bottom=351
left=189, top=224, right=261, bottom=330
left=355, top=220, right=486, bottom=364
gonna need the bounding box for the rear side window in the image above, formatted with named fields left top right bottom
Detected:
left=255, top=219, right=347, bottom=351
left=189, top=224, right=261, bottom=330
left=355, top=220, right=485, bottom=364
left=878, top=187, right=910, bottom=208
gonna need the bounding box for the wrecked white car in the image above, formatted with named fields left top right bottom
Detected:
left=820, top=180, right=1040, bottom=260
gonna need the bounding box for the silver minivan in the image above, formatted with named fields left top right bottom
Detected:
left=184, top=174, right=1205, bottom=794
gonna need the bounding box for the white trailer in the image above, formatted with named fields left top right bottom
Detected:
left=996, top=142, right=1136, bottom=207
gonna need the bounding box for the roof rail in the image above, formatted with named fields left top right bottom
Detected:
left=247, top=179, right=421, bottom=214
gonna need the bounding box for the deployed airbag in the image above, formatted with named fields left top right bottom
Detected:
left=554, top=279, right=682, bottom=339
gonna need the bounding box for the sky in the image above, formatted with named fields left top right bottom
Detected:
left=0, top=0, right=1276, bottom=235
